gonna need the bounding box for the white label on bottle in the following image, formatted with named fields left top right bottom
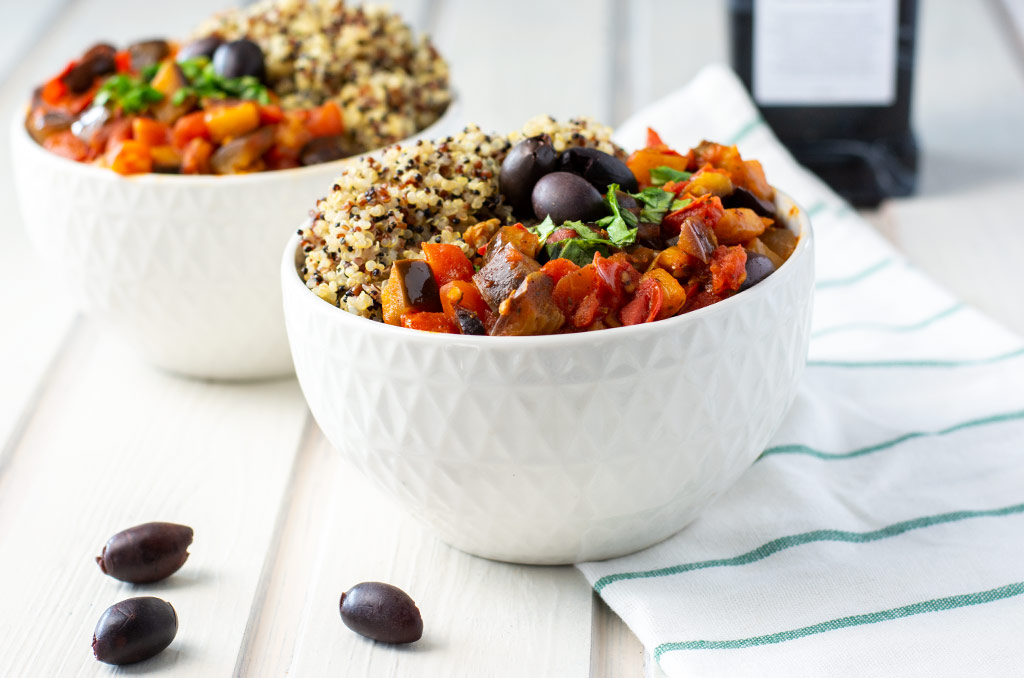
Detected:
left=753, top=0, right=899, bottom=106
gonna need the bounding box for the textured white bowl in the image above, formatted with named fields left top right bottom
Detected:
left=10, top=97, right=461, bottom=380
left=283, top=193, right=814, bottom=563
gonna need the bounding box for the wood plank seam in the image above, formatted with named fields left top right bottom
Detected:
left=0, top=314, right=81, bottom=478
left=232, top=412, right=316, bottom=676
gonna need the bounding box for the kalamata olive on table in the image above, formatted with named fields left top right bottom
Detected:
left=340, top=582, right=423, bottom=644
left=128, top=39, right=171, bottom=72
left=93, top=597, right=177, bottom=665
left=722, top=185, right=776, bottom=218
left=499, top=134, right=557, bottom=216
left=96, top=522, right=193, bottom=583
left=177, top=35, right=225, bottom=63
left=531, top=172, right=607, bottom=224
left=558, top=146, right=639, bottom=193
left=212, top=39, right=267, bottom=82
left=740, top=252, right=776, bottom=290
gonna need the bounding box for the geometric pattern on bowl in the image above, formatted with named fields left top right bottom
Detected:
left=10, top=97, right=462, bottom=380
left=282, top=192, right=814, bottom=563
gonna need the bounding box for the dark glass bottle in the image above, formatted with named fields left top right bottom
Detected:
left=730, top=0, right=919, bottom=206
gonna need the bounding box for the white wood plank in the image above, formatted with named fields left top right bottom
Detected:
left=430, top=0, right=614, bottom=133
left=0, top=0, right=245, bottom=475
left=0, top=0, right=69, bottom=83
left=0, top=320, right=309, bottom=676
left=590, top=594, right=645, bottom=678
left=242, top=427, right=594, bottom=677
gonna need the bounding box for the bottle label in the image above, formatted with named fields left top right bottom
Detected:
left=753, top=0, right=899, bottom=106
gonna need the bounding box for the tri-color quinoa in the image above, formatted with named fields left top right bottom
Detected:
left=299, top=116, right=619, bottom=318
left=194, top=0, right=450, bottom=154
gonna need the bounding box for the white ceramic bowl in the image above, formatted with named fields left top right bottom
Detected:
left=282, top=193, right=814, bottom=563
left=10, top=97, right=461, bottom=380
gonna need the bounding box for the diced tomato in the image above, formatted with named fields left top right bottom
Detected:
left=620, top=269, right=686, bottom=325
left=41, top=77, right=68, bottom=106
left=710, top=245, right=747, bottom=294
left=592, top=252, right=641, bottom=309
left=106, top=140, right=152, bottom=175
left=305, top=100, right=343, bottom=138
left=114, top=50, right=133, bottom=73
left=439, top=280, right=490, bottom=325
left=42, top=131, right=90, bottom=162
left=540, top=258, right=579, bottom=284
left=553, top=265, right=606, bottom=328
left=131, top=118, right=170, bottom=147
left=274, top=113, right=313, bottom=157
left=102, top=119, right=134, bottom=153
left=181, top=137, right=214, bottom=174
left=421, top=243, right=474, bottom=286
left=258, top=104, right=285, bottom=125
left=646, top=127, right=666, bottom=148
left=171, top=111, right=210, bottom=149
left=661, top=195, right=725, bottom=237
left=400, top=312, right=458, bottom=334
left=547, top=227, right=578, bottom=245
left=264, top=147, right=301, bottom=171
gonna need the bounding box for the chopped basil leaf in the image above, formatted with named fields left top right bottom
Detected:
left=545, top=238, right=611, bottom=267
left=141, top=63, right=160, bottom=82
left=598, top=183, right=638, bottom=247
left=670, top=197, right=693, bottom=212
left=95, top=73, right=164, bottom=114
left=527, top=215, right=558, bottom=244
left=174, top=57, right=270, bottom=106
left=627, top=186, right=674, bottom=226
left=649, top=166, right=692, bottom=186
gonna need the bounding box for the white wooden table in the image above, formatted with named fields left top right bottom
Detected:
left=1, top=1, right=1023, bottom=675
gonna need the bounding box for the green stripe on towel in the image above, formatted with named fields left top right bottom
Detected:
left=816, top=258, right=894, bottom=289
left=760, top=409, right=1024, bottom=461
left=653, top=581, right=1024, bottom=657
left=808, top=346, right=1024, bottom=369
left=811, top=303, right=965, bottom=338
left=726, top=117, right=765, bottom=146
left=592, top=502, right=1024, bottom=593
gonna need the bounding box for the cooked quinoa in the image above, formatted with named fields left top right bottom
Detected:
left=193, top=0, right=450, bottom=153
left=299, top=116, right=621, bottom=319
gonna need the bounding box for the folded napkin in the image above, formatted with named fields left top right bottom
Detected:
left=577, top=64, right=1024, bottom=678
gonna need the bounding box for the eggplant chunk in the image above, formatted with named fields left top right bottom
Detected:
left=454, top=307, right=486, bottom=335
left=491, top=272, right=564, bottom=336
left=149, top=61, right=192, bottom=125
left=381, top=260, right=442, bottom=325
left=722, top=185, right=776, bottom=218
left=473, top=242, right=541, bottom=310
left=484, top=225, right=541, bottom=262
left=210, top=126, right=276, bottom=174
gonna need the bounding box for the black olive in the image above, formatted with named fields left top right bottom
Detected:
left=499, top=135, right=557, bottom=216
left=177, top=36, right=225, bottom=63
left=92, top=597, right=177, bottom=665
left=212, top=39, right=267, bottom=83
left=740, top=252, right=776, bottom=290
left=531, top=172, right=607, bottom=224
left=128, top=39, right=170, bottom=72
left=96, top=522, right=193, bottom=583
left=723, top=186, right=776, bottom=218
left=340, top=582, right=423, bottom=644
left=558, top=147, right=638, bottom=193
left=300, top=136, right=355, bottom=166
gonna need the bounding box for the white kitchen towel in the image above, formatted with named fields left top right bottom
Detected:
left=577, top=64, right=1024, bottom=678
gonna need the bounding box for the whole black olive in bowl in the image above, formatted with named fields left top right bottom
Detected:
left=212, top=39, right=266, bottom=82
left=558, top=146, right=638, bottom=193
left=499, top=135, right=557, bottom=217
left=177, top=36, right=225, bottom=63
left=532, top=172, right=608, bottom=224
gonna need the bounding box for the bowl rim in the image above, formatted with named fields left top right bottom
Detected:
left=281, top=189, right=814, bottom=348
left=11, top=91, right=460, bottom=186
